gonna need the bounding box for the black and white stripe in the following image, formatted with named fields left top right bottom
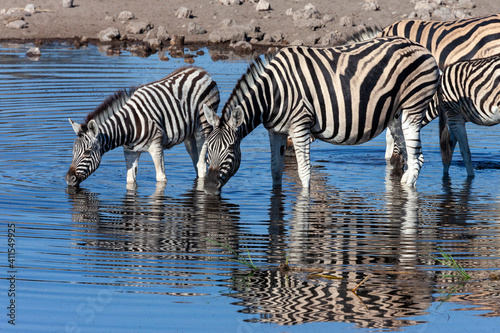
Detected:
left=203, top=37, right=440, bottom=195
left=66, top=66, right=220, bottom=186
left=438, top=55, right=500, bottom=176
left=350, top=14, right=500, bottom=158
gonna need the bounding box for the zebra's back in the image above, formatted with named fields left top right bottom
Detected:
left=441, top=55, right=500, bottom=126
left=379, top=14, right=500, bottom=69
left=122, top=66, right=220, bottom=150
left=268, top=37, right=439, bottom=145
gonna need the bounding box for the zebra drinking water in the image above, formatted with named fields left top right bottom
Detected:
left=349, top=14, right=500, bottom=161
left=66, top=66, right=220, bottom=187
left=202, top=37, right=440, bottom=195
left=438, top=55, right=500, bottom=177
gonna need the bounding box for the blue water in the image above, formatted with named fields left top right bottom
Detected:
left=0, top=43, right=499, bottom=332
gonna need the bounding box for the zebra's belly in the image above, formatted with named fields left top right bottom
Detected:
left=126, top=131, right=192, bottom=152
left=311, top=127, right=385, bottom=146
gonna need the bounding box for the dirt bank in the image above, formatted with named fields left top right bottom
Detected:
left=0, top=0, right=497, bottom=55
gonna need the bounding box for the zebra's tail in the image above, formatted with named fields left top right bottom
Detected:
left=438, top=93, right=453, bottom=171
left=343, top=26, right=383, bottom=44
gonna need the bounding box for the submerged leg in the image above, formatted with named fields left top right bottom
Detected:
left=268, top=131, right=288, bottom=188
left=148, top=142, right=167, bottom=182
left=124, top=148, right=141, bottom=184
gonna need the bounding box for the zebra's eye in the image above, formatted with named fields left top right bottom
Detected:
left=83, top=149, right=92, bottom=156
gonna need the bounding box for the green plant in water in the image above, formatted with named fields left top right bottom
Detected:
left=205, top=238, right=258, bottom=271
left=433, top=246, right=471, bottom=280
left=430, top=246, right=471, bottom=308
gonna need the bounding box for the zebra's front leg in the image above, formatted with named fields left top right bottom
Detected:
left=148, top=142, right=167, bottom=183
left=124, top=148, right=141, bottom=184
left=385, top=128, right=395, bottom=160
left=290, top=130, right=312, bottom=192
left=448, top=117, right=474, bottom=177
left=400, top=114, right=424, bottom=187
left=184, top=132, right=208, bottom=179
left=268, top=131, right=288, bottom=188
left=387, top=116, right=407, bottom=172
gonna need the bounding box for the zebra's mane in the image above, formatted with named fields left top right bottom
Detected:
left=221, top=52, right=275, bottom=124
left=83, top=87, right=137, bottom=130
left=343, top=26, right=383, bottom=44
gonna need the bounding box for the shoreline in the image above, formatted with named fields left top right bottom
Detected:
left=1, top=0, right=496, bottom=60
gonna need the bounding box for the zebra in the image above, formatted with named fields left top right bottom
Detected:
left=348, top=14, right=500, bottom=161
left=438, top=55, right=500, bottom=177
left=202, top=37, right=440, bottom=195
left=66, top=66, right=220, bottom=187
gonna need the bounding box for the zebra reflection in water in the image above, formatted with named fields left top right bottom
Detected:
left=227, top=159, right=500, bottom=327
left=66, top=181, right=241, bottom=292
left=227, top=161, right=433, bottom=329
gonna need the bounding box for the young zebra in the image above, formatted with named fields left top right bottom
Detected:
left=202, top=37, right=440, bottom=195
left=66, top=66, right=220, bottom=187
left=349, top=14, right=500, bottom=159
left=438, top=55, right=500, bottom=177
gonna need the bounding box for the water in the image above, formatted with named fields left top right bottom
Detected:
left=0, top=43, right=499, bottom=332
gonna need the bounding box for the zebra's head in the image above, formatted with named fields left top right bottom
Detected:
left=203, top=104, right=244, bottom=195
left=66, top=118, right=103, bottom=186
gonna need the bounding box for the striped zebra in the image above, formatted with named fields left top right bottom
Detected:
left=349, top=14, right=500, bottom=160
left=66, top=66, right=220, bottom=187
left=202, top=37, right=440, bottom=195
left=438, top=55, right=500, bottom=177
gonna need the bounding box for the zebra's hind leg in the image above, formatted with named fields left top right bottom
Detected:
left=148, top=142, right=167, bottom=183
left=447, top=117, right=474, bottom=177
left=268, top=131, right=288, bottom=188
left=399, top=113, right=424, bottom=187
left=124, top=148, right=142, bottom=184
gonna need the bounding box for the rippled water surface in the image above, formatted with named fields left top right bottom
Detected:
left=1, top=43, right=499, bottom=332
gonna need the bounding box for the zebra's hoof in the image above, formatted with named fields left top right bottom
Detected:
left=401, top=170, right=418, bottom=187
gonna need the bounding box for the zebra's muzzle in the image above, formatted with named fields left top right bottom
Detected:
left=204, top=168, right=222, bottom=196
left=66, top=166, right=83, bottom=187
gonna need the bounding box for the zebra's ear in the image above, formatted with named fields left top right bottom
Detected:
left=203, top=104, right=219, bottom=127
left=69, top=118, right=82, bottom=135
left=229, top=106, right=244, bottom=129
left=87, top=119, right=99, bottom=138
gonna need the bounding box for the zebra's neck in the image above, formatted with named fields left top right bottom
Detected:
left=97, top=114, right=129, bottom=153
left=224, top=94, right=267, bottom=140
left=85, top=88, right=136, bottom=153
left=221, top=54, right=274, bottom=139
